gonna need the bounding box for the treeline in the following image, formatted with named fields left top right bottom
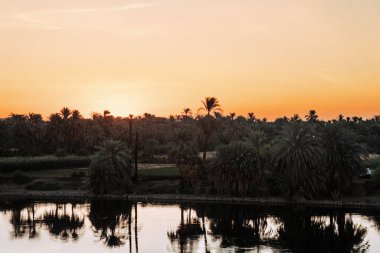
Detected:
left=0, top=98, right=379, bottom=159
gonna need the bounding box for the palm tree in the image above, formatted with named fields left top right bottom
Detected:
left=60, top=107, right=71, bottom=120
left=128, top=114, right=134, bottom=148
left=290, top=114, right=301, bottom=122
left=271, top=122, right=326, bottom=199
left=305, top=110, right=318, bottom=123
left=59, top=107, right=73, bottom=152
left=211, top=141, right=268, bottom=195
left=26, top=113, right=43, bottom=154
left=7, top=114, right=28, bottom=152
left=198, top=115, right=218, bottom=160
left=89, top=140, right=133, bottom=194
left=322, top=125, right=367, bottom=193
left=47, top=113, right=64, bottom=149
left=69, top=109, right=83, bottom=153
left=182, top=108, right=192, bottom=117
left=169, top=128, right=201, bottom=188
left=198, top=97, right=222, bottom=116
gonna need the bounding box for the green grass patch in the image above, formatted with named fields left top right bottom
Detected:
left=12, top=170, right=33, bottom=184
left=25, top=180, right=60, bottom=191
left=0, top=156, right=91, bottom=173
left=1, top=161, right=178, bottom=180
left=24, top=168, right=88, bottom=178
left=364, top=157, right=380, bottom=170
left=138, top=166, right=180, bottom=179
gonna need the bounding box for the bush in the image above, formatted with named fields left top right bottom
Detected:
left=70, top=171, right=86, bottom=178
left=55, top=148, right=67, bottom=157
left=12, top=170, right=33, bottom=184
left=364, top=157, right=380, bottom=171
left=372, top=169, right=380, bottom=184
left=210, top=141, right=268, bottom=196
left=25, top=180, right=60, bottom=191
left=76, top=148, right=90, bottom=156
left=0, top=156, right=92, bottom=173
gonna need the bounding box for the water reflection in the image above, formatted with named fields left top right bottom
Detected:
left=43, top=203, right=84, bottom=240
left=89, top=200, right=132, bottom=247
left=0, top=200, right=380, bottom=252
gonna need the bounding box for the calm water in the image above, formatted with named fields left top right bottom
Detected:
left=1, top=200, right=380, bottom=252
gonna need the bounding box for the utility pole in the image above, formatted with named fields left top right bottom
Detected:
left=134, top=132, right=138, bottom=182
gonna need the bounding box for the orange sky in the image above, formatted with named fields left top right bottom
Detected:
left=0, top=0, right=379, bottom=120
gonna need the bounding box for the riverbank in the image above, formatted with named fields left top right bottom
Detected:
left=1, top=190, right=380, bottom=209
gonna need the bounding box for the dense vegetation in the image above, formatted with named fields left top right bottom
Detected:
left=0, top=97, right=379, bottom=199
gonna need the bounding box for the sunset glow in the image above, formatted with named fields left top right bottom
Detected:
left=1, top=0, right=379, bottom=119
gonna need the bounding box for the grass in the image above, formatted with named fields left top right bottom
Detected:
left=18, top=165, right=179, bottom=179
left=0, top=155, right=91, bottom=173
left=25, top=180, right=60, bottom=191
left=364, top=156, right=380, bottom=170
left=24, top=168, right=88, bottom=177
left=138, top=166, right=180, bottom=179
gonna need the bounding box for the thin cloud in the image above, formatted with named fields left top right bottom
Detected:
left=0, top=3, right=157, bottom=30
left=25, top=3, right=157, bottom=15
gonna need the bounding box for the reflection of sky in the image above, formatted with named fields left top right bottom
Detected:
left=0, top=203, right=380, bottom=252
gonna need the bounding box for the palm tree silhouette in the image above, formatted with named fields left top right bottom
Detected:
left=305, top=110, right=318, bottom=123
left=271, top=122, right=325, bottom=199
left=128, top=114, right=134, bottom=148
left=89, top=140, right=133, bottom=194
left=322, top=124, right=367, bottom=193
left=198, top=97, right=222, bottom=116
left=182, top=108, right=192, bottom=117
left=198, top=116, right=218, bottom=160
left=247, top=112, right=256, bottom=122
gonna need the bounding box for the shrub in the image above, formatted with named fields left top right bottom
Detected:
left=210, top=141, right=268, bottom=196
left=76, top=148, right=90, bottom=156
left=25, top=180, right=60, bottom=191
left=372, top=169, right=380, bottom=185
left=70, top=171, right=86, bottom=178
left=12, top=170, right=33, bottom=184
left=0, top=156, right=92, bottom=173
left=55, top=148, right=66, bottom=157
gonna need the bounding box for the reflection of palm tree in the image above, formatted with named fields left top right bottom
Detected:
left=168, top=205, right=204, bottom=253
left=26, top=204, right=37, bottom=238
left=134, top=203, right=138, bottom=253
left=89, top=200, right=132, bottom=248
left=43, top=203, right=84, bottom=240
left=8, top=201, right=39, bottom=239
left=203, top=204, right=272, bottom=249
left=277, top=209, right=369, bottom=253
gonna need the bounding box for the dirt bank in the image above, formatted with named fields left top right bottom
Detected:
left=1, top=190, right=380, bottom=209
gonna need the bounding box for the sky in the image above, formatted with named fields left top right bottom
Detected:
left=0, top=0, right=379, bottom=120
